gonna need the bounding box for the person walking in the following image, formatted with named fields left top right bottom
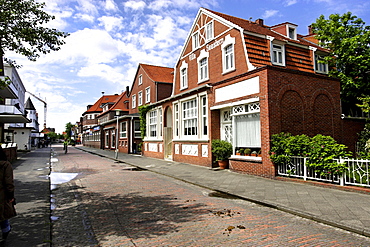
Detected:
left=0, top=147, right=16, bottom=241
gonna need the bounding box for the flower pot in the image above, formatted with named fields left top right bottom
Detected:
left=218, top=160, right=229, bottom=169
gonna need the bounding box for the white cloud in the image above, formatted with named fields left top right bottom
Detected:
left=123, top=0, right=146, bottom=11
left=104, top=0, right=118, bottom=11
left=284, top=0, right=297, bottom=6
left=78, top=63, right=125, bottom=83
left=98, top=16, right=124, bottom=32
left=262, top=9, right=279, bottom=19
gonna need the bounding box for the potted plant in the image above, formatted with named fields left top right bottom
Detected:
left=244, top=148, right=251, bottom=156
left=251, top=151, right=258, bottom=157
left=238, top=148, right=244, bottom=156
left=211, top=139, right=233, bottom=169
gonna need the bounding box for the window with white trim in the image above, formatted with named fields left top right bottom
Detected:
left=174, top=103, right=179, bottom=138
left=180, top=60, right=188, bottom=90
left=315, top=54, right=328, bottom=74
left=201, top=95, right=208, bottom=137
left=145, top=87, right=150, bottom=103
left=206, top=21, right=214, bottom=41
left=147, top=107, right=163, bottom=139
left=192, top=32, right=199, bottom=50
left=149, top=110, right=157, bottom=138
left=134, top=120, right=141, bottom=138
left=197, top=49, right=209, bottom=83
left=111, top=129, right=116, bottom=148
left=138, top=74, right=142, bottom=85
left=221, top=102, right=261, bottom=154
left=199, top=58, right=208, bottom=82
left=271, top=44, right=285, bottom=66
left=221, top=34, right=236, bottom=73
left=132, top=94, right=136, bottom=109
left=105, top=131, right=109, bottom=147
left=120, top=121, right=127, bottom=138
left=183, top=98, right=198, bottom=136
left=138, top=91, right=142, bottom=106
left=224, top=45, right=234, bottom=71
left=181, top=68, right=188, bottom=89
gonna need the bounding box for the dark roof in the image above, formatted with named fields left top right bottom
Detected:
left=25, top=97, right=36, bottom=110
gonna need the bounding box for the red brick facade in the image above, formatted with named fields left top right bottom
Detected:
left=82, top=8, right=364, bottom=179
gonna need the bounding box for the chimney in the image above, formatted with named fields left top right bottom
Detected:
left=126, top=86, right=130, bottom=96
left=256, top=19, right=264, bottom=26
left=87, top=104, right=92, bottom=110
left=308, top=25, right=313, bottom=35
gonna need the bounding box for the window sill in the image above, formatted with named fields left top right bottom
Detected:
left=230, top=155, right=262, bottom=161
left=198, top=79, right=209, bottom=84
left=222, top=68, right=236, bottom=75
left=143, top=138, right=163, bottom=142
left=172, top=139, right=209, bottom=143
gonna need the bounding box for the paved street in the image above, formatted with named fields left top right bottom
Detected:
left=49, top=145, right=370, bottom=246
left=5, top=144, right=370, bottom=246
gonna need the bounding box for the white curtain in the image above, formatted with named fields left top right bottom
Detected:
left=234, top=113, right=261, bottom=147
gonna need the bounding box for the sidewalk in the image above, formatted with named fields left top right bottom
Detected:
left=9, top=147, right=52, bottom=247
left=76, top=145, right=370, bottom=238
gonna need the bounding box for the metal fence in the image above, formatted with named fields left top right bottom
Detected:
left=277, top=156, right=370, bottom=188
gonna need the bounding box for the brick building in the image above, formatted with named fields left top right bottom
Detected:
left=142, top=8, right=342, bottom=178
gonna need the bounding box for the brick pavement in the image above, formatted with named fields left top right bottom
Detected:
left=76, top=145, right=370, bottom=239
left=50, top=145, right=370, bottom=246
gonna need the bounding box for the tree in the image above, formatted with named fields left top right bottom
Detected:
left=65, top=122, right=73, bottom=139
left=311, top=12, right=370, bottom=115
left=0, top=0, right=69, bottom=85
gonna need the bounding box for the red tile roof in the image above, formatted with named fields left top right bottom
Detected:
left=84, top=94, right=120, bottom=114
left=140, top=64, right=174, bottom=83
left=204, top=8, right=326, bottom=51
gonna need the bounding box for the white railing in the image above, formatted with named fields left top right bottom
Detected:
left=277, top=156, right=369, bottom=187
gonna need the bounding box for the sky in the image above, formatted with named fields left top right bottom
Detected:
left=9, top=0, right=370, bottom=133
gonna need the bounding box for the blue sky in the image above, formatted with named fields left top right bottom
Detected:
left=11, top=0, right=370, bottom=133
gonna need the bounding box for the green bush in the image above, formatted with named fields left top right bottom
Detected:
left=270, top=133, right=352, bottom=176
left=212, top=139, right=233, bottom=161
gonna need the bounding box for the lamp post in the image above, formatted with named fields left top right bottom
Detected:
left=114, top=110, right=120, bottom=159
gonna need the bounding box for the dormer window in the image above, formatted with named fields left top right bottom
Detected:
left=287, top=24, right=297, bottom=40
left=315, top=54, right=328, bottom=74
left=271, top=44, right=285, bottom=66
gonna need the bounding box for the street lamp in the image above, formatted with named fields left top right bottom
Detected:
left=114, top=110, right=120, bottom=159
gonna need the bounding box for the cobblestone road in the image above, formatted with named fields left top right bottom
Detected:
left=51, top=146, right=370, bottom=246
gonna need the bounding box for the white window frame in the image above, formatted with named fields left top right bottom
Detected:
left=180, top=60, right=188, bottom=90
left=138, top=74, right=142, bottom=85
left=111, top=129, right=116, bottom=148
left=192, top=31, right=199, bottom=50
left=120, top=121, right=127, bottom=138
left=271, top=43, right=285, bottom=66
left=197, top=49, right=209, bottom=83
left=105, top=131, right=109, bottom=148
left=146, top=107, right=163, bottom=140
left=138, top=91, right=142, bottom=106
left=134, top=120, right=141, bottom=138
left=132, top=94, right=136, bottom=109
left=172, top=93, right=208, bottom=141
left=314, top=54, right=328, bottom=74
left=287, top=24, right=297, bottom=40
left=205, top=21, right=214, bottom=41
left=221, top=34, right=236, bottom=74
left=145, top=86, right=151, bottom=103
left=200, top=95, right=208, bottom=139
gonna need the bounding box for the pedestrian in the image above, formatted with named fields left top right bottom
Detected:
left=0, top=147, right=16, bottom=241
